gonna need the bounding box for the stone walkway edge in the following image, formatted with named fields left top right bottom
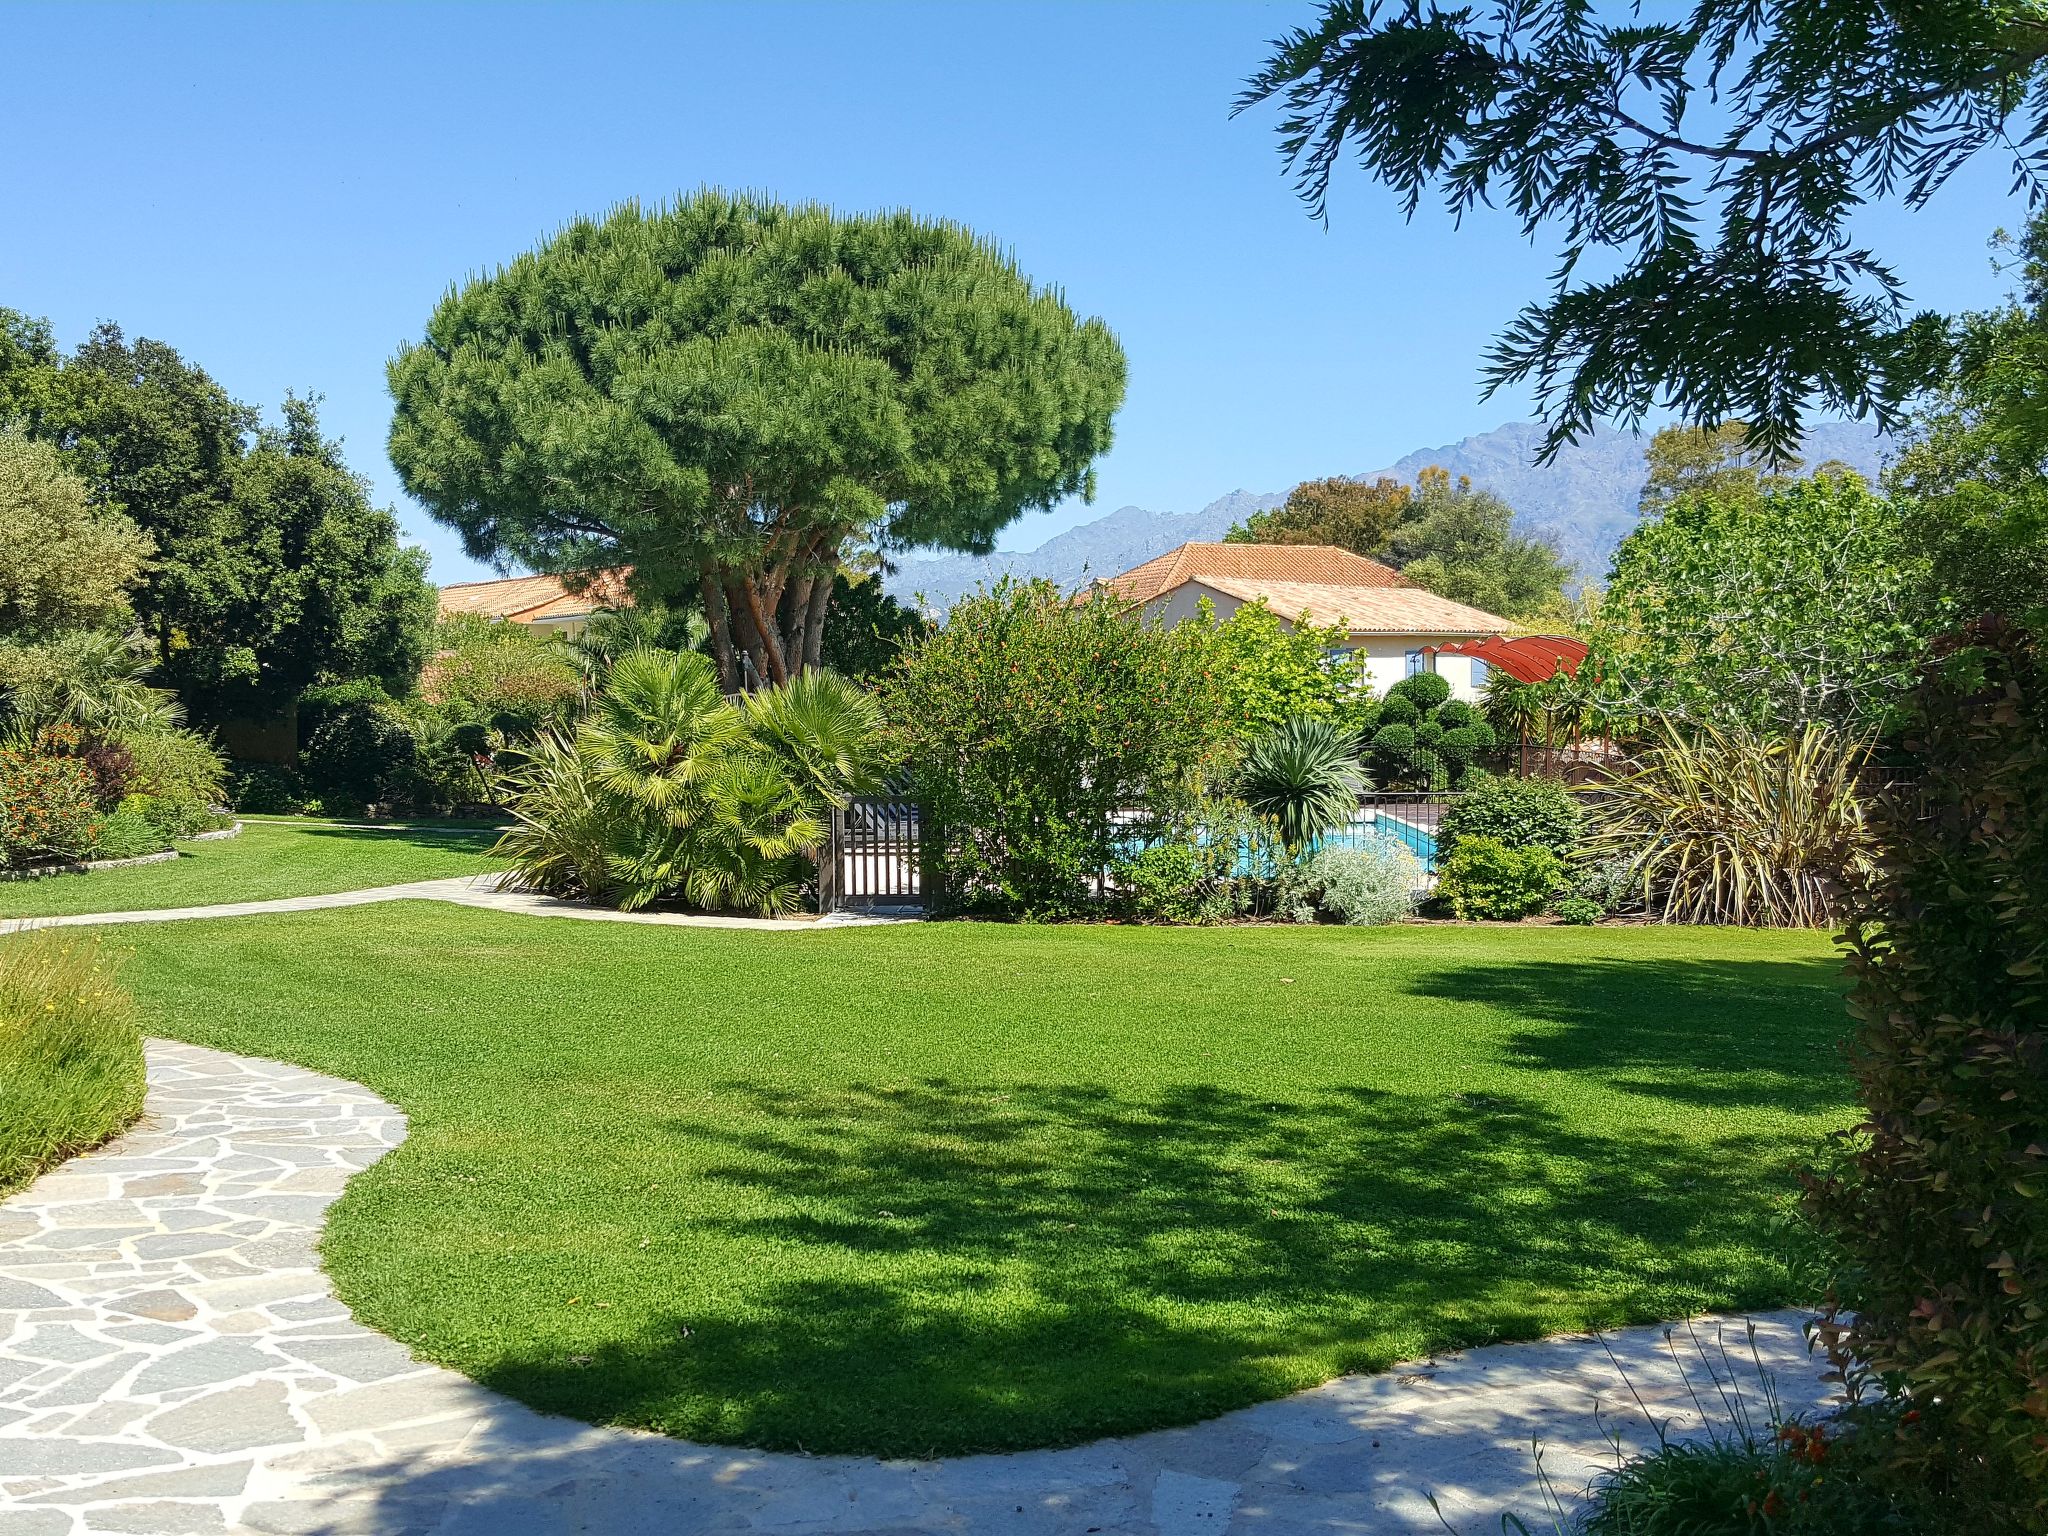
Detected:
left=0, top=875, right=903, bottom=936
left=0, top=1038, right=1836, bottom=1535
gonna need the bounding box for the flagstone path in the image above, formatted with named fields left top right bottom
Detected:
left=0, top=1041, right=1835, bottom=1536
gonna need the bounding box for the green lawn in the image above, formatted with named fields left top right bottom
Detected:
left=103, top=907, right=1856, bottom=1457
left=0, top=821, right=505, bottom=918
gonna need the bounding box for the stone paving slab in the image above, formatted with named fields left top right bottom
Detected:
left=0, top=1040, right=1838, bottom=1535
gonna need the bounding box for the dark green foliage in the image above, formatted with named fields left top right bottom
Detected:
left=0, top=316, right=435, bottom=724
left=1438, top=774, right=1583, bottom=862
left=296, top=679, right=394, bottom=748
left=1579, top=1408, right=1953, bottom=1535
left=1240, top=4, right=2026, bottom=459
left=1238, top=715, right=1364, bottom=854
left=226, top=761, right=317, bottom=816
left=1435, top=835, right=1562, bottom=921
left=387, top=192, right=1126, bottom=691
left=819, top=574, right=930, bottom=682
left=301, top=705, right=418, bottom=811
left=1386, top=671, right=1450, bottom=712
left=1113, top=842, right=1213, bottom=925
left=881, top=581, right=1228, bottom=918
left=1807, top=617, right=2048, bottom=1519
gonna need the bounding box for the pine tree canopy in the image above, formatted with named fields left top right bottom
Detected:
left=387, top=191, right=1127, bottom=691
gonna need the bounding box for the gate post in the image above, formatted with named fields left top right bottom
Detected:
left=819, top=806, right=843, bottom=914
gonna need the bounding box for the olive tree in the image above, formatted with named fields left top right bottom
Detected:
left=388, top=192, right=1127, bottom=692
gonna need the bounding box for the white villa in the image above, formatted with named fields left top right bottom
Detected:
left=1093, top=542, right=1515, bottom=701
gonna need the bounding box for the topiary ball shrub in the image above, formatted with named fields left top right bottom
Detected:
left=1434, top=835, right=1563, bottom=920
left=1378, top=693, right=1420, bottom=727
left=1386, top=671, right=1451, bottom=711
left=1438, top=772, right=1583, bottom=861
left=1435, top=698, right=1476, bottom=728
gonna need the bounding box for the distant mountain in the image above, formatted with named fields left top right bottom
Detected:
left=886, top=418, right=1889, bottom=610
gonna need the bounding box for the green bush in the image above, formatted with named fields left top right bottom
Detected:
left=1438, top=772, right=1583, bottom=860
left=302, top=704, right=419, bottom=810
left=0, top=747, right=101, bottom=868
left=496, top=652, right=865, bottom=917
left=882, top=581, right=1229, bottom=919
left=1274, top=842, right=1418, bottom=925
left=0, top=934, right=145, bottom=1194
left=1385, top=671, right=1451, bottom=711
left=89, top=798, right=168, bottom=860
left=226, top=760, right=318, bottom=815
left=1551, top=894, right=1602, bottom=925
left=1805, top=617, right=2048, bottom=1522
left=423, top=615, right=582, bottom=736
left=1114, top=842, right=1212, bottom=925
left=1580, top=1410, right=1955, bottom=1535
left=1434, top=835, right=1562, bottom=920
left=133, top=793, right=221, bottom=841
left=119, top=728, right=226, bottom=806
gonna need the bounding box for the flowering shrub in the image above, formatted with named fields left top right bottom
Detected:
left=0, top=747, right=101, bottom=867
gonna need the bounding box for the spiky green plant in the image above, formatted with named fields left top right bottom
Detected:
left=0, top=631, right=185, bottom=743
left=1239, top=715, right=1365, bottom=855
left=495, top=648, right=844, bottom=916
left=0, top=933, right=144, bottom=1193
left=742, top=669, right=888, bottom=814
left=1584, top=719, right=1874, bottom=927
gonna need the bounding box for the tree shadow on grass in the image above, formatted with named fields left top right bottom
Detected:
left=291, top=824, right=504, bottom=856
left=468, top=1073, right=1821, bottom=1457
left=1405, top=953, right=1852, bottom=1115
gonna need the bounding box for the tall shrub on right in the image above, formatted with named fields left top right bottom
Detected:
left=1808, top=618, right=2047, bottom=1525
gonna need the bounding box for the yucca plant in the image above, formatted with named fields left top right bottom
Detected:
left=491, top=731, right=630, bottom=903
left=1584, top=719, right=1874, bottom=927
left=1239, top=715, right=1365, bottom=855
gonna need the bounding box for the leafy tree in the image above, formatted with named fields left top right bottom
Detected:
left=1593, top=472, right=1934, bottom=732
left=1226, top=474, right=1411, bottom=553
left=1387, top=467, right=1571, bottom=619
left=1190, top=596, right=1375, bottom=741
left=1239, top=3, right=2046, bottom=458
left=819, top=573, right=930, bottom=682
left=1639, top=422, right=1799, bottom=517
left=387, top=192, right=1127, bottom=694
left=0, top=431, right=153, bottom=640
left=881, top=580, right=1229, bottom=918
left=1887, top=213, right=2048, bottom=627
left=0, top=314, right=435, bottom=724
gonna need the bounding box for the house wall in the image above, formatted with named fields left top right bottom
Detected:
left=1140, top=584, right=1244, bottom=629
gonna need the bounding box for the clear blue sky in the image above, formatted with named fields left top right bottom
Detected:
left=3, top=1, right=2029, bottom=583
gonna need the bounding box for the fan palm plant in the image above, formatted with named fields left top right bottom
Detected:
left=1239, top=715, right=1366, bottom=855
left=742, top=669, right=888, bottom=814
left=1583, top=718, right=1874, bottom=927
left=0, top=631, right=185, bottom=742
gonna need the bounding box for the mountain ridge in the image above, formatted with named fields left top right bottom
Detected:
left=885, top=419, right=1888, bottom=610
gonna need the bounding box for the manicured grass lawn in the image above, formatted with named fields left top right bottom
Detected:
left=106, top=907, right=1856, bottom=1456
left=0, top=821, right=505, bottom=918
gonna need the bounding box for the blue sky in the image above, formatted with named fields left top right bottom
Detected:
left=3, top=1, right=2031, bottom=583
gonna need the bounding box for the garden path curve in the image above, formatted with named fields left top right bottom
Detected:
left=0, top=877, right=899, bottom=936
left=0, top=1041, right=1836, bottom=1536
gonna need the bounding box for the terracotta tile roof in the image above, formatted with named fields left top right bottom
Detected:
left=436, top=569, right=633, bottom=624
left=1435, top=634, right=1589, bottom=682
left=1100, top=543, right=1411, bottom=605
left=1195, top=576, right=1513, bottom=637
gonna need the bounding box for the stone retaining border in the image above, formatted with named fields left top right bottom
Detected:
left=0, top=823, right=243, bottom=883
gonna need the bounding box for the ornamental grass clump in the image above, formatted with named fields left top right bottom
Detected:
left=0, top=933, right=144, bottom=1193
left=1584, top=718, right=1873, bottom=927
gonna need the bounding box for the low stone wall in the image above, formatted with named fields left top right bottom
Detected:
left=0, top=820, right=244, bottom=881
